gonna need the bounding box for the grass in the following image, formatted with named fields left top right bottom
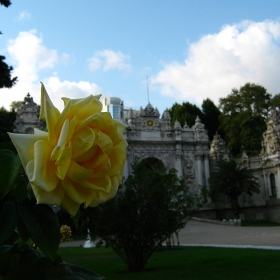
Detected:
left=242, top=221, right=280, bottom=227
left=58, top=246, right=280, bottom=279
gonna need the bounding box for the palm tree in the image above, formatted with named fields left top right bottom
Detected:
left=209, top=158, right=260, bottom=219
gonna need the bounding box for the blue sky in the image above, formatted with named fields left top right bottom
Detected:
left=1, top=0, right=280, bottom=114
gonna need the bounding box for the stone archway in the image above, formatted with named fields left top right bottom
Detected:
left=140, top=157, right=165, bottom=173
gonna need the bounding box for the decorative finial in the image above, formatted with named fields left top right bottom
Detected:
left=147, top=76, right=150, bottom=104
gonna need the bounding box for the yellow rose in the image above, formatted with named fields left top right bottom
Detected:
left=9, top=83, right=127, bottom=216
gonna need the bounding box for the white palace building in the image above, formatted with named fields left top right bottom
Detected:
left=13, top=93, right=280, bottom=223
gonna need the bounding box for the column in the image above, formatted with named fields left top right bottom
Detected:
left=204, top=154, right=210, bottom=187
left=196, top=154, right=203, bottom=186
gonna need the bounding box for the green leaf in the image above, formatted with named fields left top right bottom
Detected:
left=17, top=199, right=61, bottom=261
left=16, top=214, right=30, bottom=242
left=0, top=149, right=22, bottom=196
left=10, top=175, right=28, bottom=200
left=0, top=201, right=18, bottom=244
left=0, top=244, right=17, bottom=276
left=16, top=248, right=53, bottom=280
left=0, top=142, right=17, bottom=154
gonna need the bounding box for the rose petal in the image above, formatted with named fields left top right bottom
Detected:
left=51, top=118, right=69, bottom=160
left=81, top=176, right=111, bottom=193
left=62, top=94, right=102, bottom=107
left=30, top=140, right=59, bottom=192
left=67, top=161, right=93, bottom=182
left=98, top=131, right=113, bottom=155
left=60, top=193, right=80, bottom=217
left=89, top=176, right=119, bottom=207
left=61, top=177, right=95, bottom=208
left=75, top=144, right=99, bottom=163
left=71, top=127, right=95, bottom=159
left=8, top=132, right=48, bottom=170
left=55, top=143, right=72, bottom=180
left=109, top=145, right=127, bottom=176
left=31, top=182, right=65, bottom=206
left=82, top=175, right=111, bottom=193
left=39, top=83, right=60, bottom=121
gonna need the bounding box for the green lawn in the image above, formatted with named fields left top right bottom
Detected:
left=242, top=221, right=280, bottom=227
left=58, top=246, right=280, bottom=280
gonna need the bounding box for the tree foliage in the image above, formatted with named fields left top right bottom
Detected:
left=219, top=83, right=271, bottom=156
left=219, top=83, right=271, bottom=116
left=201, top=98, right=223, bottom=140
left=168, top=99, right=222, bottom=141
left=82, top=159, right=205, bottom=272
left=0, top=0, right=11, bottom=7
left=168, top=102, right=203, bottom=127
left=240, top=115, right=266, bottom=156
left=209, top=158, right=260, bottom=219
left=0, top=56, right=18, bottom=88
left=271, top=93, right=280, bottom=108
left=0, top=1, right=18, bottom=89
left=0, top=107, right=16, bottom=142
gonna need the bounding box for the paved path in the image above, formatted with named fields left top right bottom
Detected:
left=60, top=219, right=280, bottom=249
left=178, top=219, right=280, bottom=249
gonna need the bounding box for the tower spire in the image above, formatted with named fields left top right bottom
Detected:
left=147, top=76, right=150, bottom=104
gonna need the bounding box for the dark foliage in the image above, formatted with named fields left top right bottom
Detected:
left=209, top=158, right=260, bottom=218
left=168, top=102, right=203, bottom=127
left=0, top=0, right=11, bottom=7
left=219, top=83, right=272, bottom=156
left=0, top=107, right=16, bottom=142
left=201, top=98, right=223, bottom=140
left=0, top=56, right=18, bottom=88
left=1, top=1, right=18, bottom=89
left=82, top=159, right=205, bottom=272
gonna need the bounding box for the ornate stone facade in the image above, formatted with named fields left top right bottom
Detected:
left=13, top=93, right=45, bottom=134
left=123, top=103, right=210, bottom=190
left=12, top=95, right=280, bottom=222
left=208, top=107, right=280, bottom=222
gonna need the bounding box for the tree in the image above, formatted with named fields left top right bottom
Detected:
left=209, top=158, right=260, bottom=219
left=219, top=83, right=272, bottom=156
left=240, top=115, right=266, bottom=156
left=168, top=102, right=203, bottom=127
left=0, top=106, right=16, bottom=142
left=201, top=98, right=223, bottom=141
left=271, top=93, right=280, bottom=108
left=219, top=83, right=271, bottom=116
left=0, top=1, right=18, bottom=89
left=0, top=0, right=11, bottom=7
left=10, top=100, right=22, bottom=112
left=82, top=159, right=205, bottom=272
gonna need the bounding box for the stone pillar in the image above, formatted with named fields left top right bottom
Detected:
left=196, top=154, right=203, bottom=186
left=204, top=154, right=210, bottom=187
left=175, top=144, right=183, bottom=177
left=123, top=159, right=129, bottom=179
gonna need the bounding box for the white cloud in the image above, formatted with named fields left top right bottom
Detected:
left=0, top=30, right=102, bottom=111
left=88, top=49, right=130, bottom=71
left=18, top=11, right=31, bottom=22
left=152, top=20, right=280, bottom=106
left=43, top=77, right=102, bottom=111
left=88, top=57, right=101, bottom=71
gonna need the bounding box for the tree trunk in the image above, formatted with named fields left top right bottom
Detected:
left=230, top=197, right=240, bottom=219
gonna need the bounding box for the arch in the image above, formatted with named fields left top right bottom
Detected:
left=140, top=157, right=166, bottom=173
left=134, top=153, right=168, bottom=169
left=25, top=127, right=34, bottom=134
left=270, top=173, right=277, bottom=198
left=264, top=159, right=276, bottom=168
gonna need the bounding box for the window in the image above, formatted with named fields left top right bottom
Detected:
left=106, top=99, right=121, bottom=105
